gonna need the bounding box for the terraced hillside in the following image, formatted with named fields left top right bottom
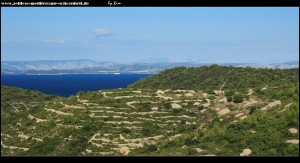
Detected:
left=1, top=66, right=299, bottom=156
left=1, top=86, right=57, bottom=117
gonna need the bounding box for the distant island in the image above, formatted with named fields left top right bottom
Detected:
left=1, top=59, right=299, bottom=75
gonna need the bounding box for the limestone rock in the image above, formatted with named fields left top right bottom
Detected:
left=171, top=103, right=182, bottom=109
left=261, top=100, right=281, bottom=111
left=217, top=108, right=230, bottom=116
left=151, top=107, right=158, bottom=111
left=285, top=139, right=299, bottom=144
left=185, top=93, right=193, bottom=97
left=288, top=128, right=298, bottom=134
left=194, top=102, right=201, bottom=106
left=120, top=146, right=130, bottom=155
left=156, top=90, right=164, bottom=94
left=240, top=149, right=251, bottom=156
left=235, top=113, right=244, bottom=118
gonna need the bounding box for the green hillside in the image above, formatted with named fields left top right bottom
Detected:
left=1, top=66, right=299, bottom=156
left=129, top=65, right=299, bottom=99
left=1, top=86, right=57, bottom=117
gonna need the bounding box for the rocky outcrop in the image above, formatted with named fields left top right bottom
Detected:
left=285, top=139, right=299, bottom=144
left=261, top=100, right=281, bottom=111
left=240, top=149, right=251, bottom=156
left=120, top=146, right=130, bottom=155
left=288, top=128, right=298, bottom=134
left=171, top=103, right=182, bottom=109
left=217, top=108, right=230, bottom=116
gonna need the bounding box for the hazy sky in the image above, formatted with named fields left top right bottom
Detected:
left=1, top=7, right=299, bottom=63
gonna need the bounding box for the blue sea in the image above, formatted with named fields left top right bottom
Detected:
left=1, top=74, right=151, bottom=97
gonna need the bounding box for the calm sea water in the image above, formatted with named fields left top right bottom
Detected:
left=1, top=74, right=151, bottom=97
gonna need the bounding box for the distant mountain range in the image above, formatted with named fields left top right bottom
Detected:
left=1, top=59, right=299, bottom=75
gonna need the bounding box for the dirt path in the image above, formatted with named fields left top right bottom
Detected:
left=28, top=114, right=48, bottom=123
left=7, top=101, right=20, bottom=112
left=1, top=141, right=29, bottom=151
left=126, top=101, right=137, bottom=109
left=21, top=101, right=30, bottom=110
left=114, top=96, right=134, bottom=99
left=219, top=79, right=228, bottom=91
left=44, top=108, right=74, bottom=116
left=101, top=92, right=114, bottom=98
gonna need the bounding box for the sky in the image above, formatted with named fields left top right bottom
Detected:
left=1, top=7, right=299, bottom=63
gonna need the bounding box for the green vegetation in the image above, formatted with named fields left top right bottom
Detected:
left=1, top=86, right=57, bottom=117
left=129, top=66, right=298, bottom=98
left=1, top=66, right=299, bottom=156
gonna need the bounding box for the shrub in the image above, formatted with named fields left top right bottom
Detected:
left=184, top=137, right=199, bottom=145
left=180, top=119, right=187, bottom=125
left=249, top=106, right=257, bottom=115
left=172, top=109, right=181, bottom=114
left=187, top=147, right=197, bottom=155
left=141, top=128, right=151, bottom=136
left=198, top=105, right=205, bottom=110
left=233, top=94, right=244, bottom=103
left=225, top=90, right=235, bottom=97
left=146, top=145, right=158, bottom=152
left=208, top=95, right=216, bottom=101
left=227, top=96, right=233, bottom=102
left=122, top=128, right=132, bottom=134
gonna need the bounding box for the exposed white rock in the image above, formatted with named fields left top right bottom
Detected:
left=195, top=148, right=206, bottom=153
left=235, top=113, right=244, bottom=118
left=261, top=100, right=281, bottom=110
left=119, top=134, right=125, bottom=140
left=217, top=108, right=230, bottom=116
left=249, top=130, right=256, bottom=134
left=230, top=120, right=238, bottom=124
left=18, top=133, right=29, bottom=140
left=185, top=93, right=194, bottom=97
left=156, top=90, right=165, bottom=94
left=119, top=146, right=130, bottom=155
left=240, top=116, right=247, bottom=120
left=218, top=97, right=227, bottom=103
left=151, top=107, right=158, bottom=111
left=247, top=89, right=254, bottom=96
left=86, top=149, right=92, bottom=153
left=171, top=103, right=182, bottom=109
left=243, top=99, right=258, bottom=108
left=261, top=86, right=267, bottom=91
left=203, top=103, right=210, bottom=107
left=284, top=103, right=293, bottom=108
left=194, top=102, right=201, bottom=106
left=240, top=149, right=252, bottom=156
left=132, top=91, right=142, bottom=93
left=214, top=90, right=224, bottom=95
left=288, top=128, right=298, bottom=134
left=285, top=139, right=299, bottom=144
left=32, top=137, right=43, bottom=142
left=212, top=108, right=220, bottom=111
left=200, top=109, right=207, bottom=113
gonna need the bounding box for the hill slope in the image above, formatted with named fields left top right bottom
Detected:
left=130, top=65, right=298, bottom=92
left=1, top=66, right=299, bottom=156
left=1, top=86, right=57, bottom=117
